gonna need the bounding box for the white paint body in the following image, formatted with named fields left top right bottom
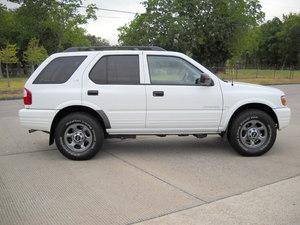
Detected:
left=19, top=50, right=291, bottom=134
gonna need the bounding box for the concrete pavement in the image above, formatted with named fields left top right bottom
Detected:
left=0, top=84, right=299, bottom=225
left=137, top=176, right=300, bottom=225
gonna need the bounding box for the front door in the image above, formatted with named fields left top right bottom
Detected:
left=145, top=55, right=222, bottom=133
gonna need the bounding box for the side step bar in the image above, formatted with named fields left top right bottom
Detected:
left=107, top=134, right=208, bottom=139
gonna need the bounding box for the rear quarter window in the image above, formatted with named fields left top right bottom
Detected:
left=33, top=56, right=87, bottom=84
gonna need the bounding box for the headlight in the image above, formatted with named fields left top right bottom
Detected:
left=281, top=95, right=287, bottom=106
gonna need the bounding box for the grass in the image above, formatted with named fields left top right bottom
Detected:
left=0, top=77, right=26, bottom=100
left=0, top=69, right=299, bottom=99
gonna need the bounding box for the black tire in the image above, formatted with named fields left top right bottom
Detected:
left=227, top=109, right=277, bottom=156
left=54, top=112, right=104, bottom=160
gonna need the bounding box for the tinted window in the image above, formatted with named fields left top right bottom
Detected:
left=89, top=55, right=140, bottom=84
left=33, top=56, right=86, bottom=84
left=147, top=56, right=203, bottom=85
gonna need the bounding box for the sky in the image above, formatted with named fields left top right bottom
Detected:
left=2, top=0, right=300, bottom=45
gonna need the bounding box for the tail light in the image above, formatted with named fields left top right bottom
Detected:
left=23, top=88, right=32, bottom=105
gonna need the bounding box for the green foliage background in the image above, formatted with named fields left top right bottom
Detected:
left=0, top=0, right=299, bottom=74
left=0, top=0, right=109, bottom=72
left=118, top=0, right=300, bottom=68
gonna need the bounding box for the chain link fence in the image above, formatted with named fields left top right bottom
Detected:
left=0, top=63, right=32, bottom=79
left=209, top=65, right=299, bottom=82
left=0, top=63, right=299, bottom=79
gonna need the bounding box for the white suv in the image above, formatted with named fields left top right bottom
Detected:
left=19, top=46, right=291, bottom=160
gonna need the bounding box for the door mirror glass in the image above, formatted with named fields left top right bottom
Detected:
left=196, top=74, right=214, bottom=86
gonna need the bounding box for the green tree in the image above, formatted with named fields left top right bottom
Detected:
left=0, top=4, right=17, bottom=78
left=255, top=17, right=283, bottom=67
left=247, top=14, right=300, bottom=68
left=0, top=44, right=18, bottom=87
left=278, top=14, right=300, bottom=67
left=24, top=38, right=48, bottom=74
left=118, top=0, right=264, bottom=66
left=0, top=4, right=17, bottom=48
left=85, top=35, right=110, bottom=46
left=229, top=26, right=261, bottom=67
left=8, top=0, right=98, bottom=53
left=0, top=1, right=101, bottom=76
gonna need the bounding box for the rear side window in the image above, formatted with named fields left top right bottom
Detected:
left=89, top=55, right=140, bottom=84
left=33, top=56, right=86, bottom=84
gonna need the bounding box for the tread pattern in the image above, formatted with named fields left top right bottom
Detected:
left=227, top=109, right=277, bottom=156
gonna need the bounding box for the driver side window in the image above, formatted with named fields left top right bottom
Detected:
left=147, top=55, right=203, bottom=85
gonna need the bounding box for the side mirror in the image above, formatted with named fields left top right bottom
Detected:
left=196, top=74, right=214, bottom=86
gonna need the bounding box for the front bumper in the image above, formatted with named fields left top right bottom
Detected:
left=274, top=107, right=291, bottom=130
left=19, top=109, right=57, bottom=132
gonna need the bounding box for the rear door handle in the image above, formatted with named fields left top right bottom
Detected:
left=87, top=90, right=98, bottom=96
left=153, top=91, right=164, bottom=97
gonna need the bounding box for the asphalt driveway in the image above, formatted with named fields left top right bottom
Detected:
left=0, top=85, right=299, bottom=225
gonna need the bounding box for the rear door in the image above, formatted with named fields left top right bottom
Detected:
left=82, top=52, right=146, bottom=132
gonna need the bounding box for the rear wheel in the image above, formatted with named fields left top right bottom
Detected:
left=54, top=112, right=104, bottom=160
left=228, top=109, right=277, bottom=156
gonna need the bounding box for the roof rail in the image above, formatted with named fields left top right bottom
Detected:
left=64, top=46, right=166, bottom=52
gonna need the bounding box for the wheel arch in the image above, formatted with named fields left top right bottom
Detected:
left=226, top=103, right=279, bottom=132
left=49, top=105, right=110, bottom=145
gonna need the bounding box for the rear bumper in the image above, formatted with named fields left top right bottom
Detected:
left=274, top=107, right=291, bottom=130
left=19, top=109, right=57, bottom=132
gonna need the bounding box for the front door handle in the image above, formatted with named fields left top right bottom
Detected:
left=153, top=91, right=164, bottom=97
left=87, top=90, right=98, bottom=96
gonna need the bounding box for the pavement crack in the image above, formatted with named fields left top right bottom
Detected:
left=0, top=148, right=57, bottom=157
left=104, top=150, right=207, bottom=203
left=128, top=174, right=300, bottom=225
left=125, top=203, right=205, bottom=225
left=204, top=173, right=300, bottom=204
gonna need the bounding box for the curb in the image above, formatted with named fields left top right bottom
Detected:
left=264, top=83, right=300, bottom=86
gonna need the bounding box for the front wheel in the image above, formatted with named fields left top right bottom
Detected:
left=228, top=109, right=277, bottom=156
left=54, top=113, right=104, bottom=160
